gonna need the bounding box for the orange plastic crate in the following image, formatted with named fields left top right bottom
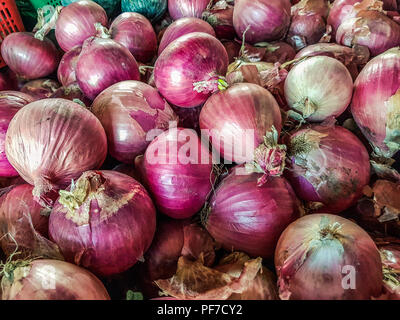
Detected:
left=0, top=0, right=25, bottom=68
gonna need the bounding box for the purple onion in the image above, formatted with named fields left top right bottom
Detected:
left=57, top=46, right=82, bottom=87
left=168, top=0, right=210, bottom=20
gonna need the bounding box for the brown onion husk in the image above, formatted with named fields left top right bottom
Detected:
left=155, top=253, right=264, bottom=300
left=214, top=252, right=279, bottom=300
left=352, top=180, right=400, bottom=237
left=376, top=242, right=400, bottom=300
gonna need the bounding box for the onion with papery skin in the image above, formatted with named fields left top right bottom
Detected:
left=168, top=0, right=210, bottom=20
left=158, top=17, right=216, bottom=55
left=91, top=80, right=178, bottom=164
left=20, top=79, right=60, bottom=100
left=50, top=82, right=91, bottom=107
left=336, top=10, right=400, bottom=57
left=155, top=254, right=263, bottom=300
left=233, top=0, right=291, bottom=44
left=275, top=214, right=383, bottom=300
left=5, top=98, right=107, bottom=207
left=351, top=47, right=400, bottom=158
left=291, top=0, right=330, bottom=18
left=204, top=166, right=302, bottom=259
left=199, top=83, right=284, bottom=183
left=1, top=32, right=59, bottom=80
left=142, top=127, right=214, bottom=219
left=1, top=259, right=110, bottom=300
left=0, top=184, right=62, bottom=260
left=140, top=218, right=216, bottom=298
left=284, top=56, right=353, bottom=122
left=327, top=0, right=369, bottom=35
left=295, top=43, right=370, bottom=80
left=202, top=0, right=235, bottom=40
left=76, top=37, right=140, bottom=100
left=285, top=124, right=370, bottom=213
left=110, top=12, right=157, bottom=63
left=121, top=0, right=167, bottom=23
left=0, top=92, right=34, bottom=178
left=49, top=170, right=156, bottom=277
left=222, top=40, right=241, bottom=64
left=57, top=46, right=82, bottom=87
left=154, top=32, right=228, bottom=108
left=55, top=0, right=108, bottom=52
left=214, top=252, right=278, bottom=300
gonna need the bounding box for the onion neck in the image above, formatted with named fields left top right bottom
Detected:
left=34, top=6, right=62, bottom=41
left=245, top=126, right=287, bottom=186
left=95, top=23, right=111, bottom=39
left=193, top=76, right=229, bottom=94
left=58, top=172, right=106, bottom=214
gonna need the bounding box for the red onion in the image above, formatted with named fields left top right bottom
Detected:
left=327, top=0, right=363, bottom=35
left=55, top=0, right=108, bottom=52
left=142, top=127, right=214, bottom=219
left=5, top=98, right=108, bottom=207
left=76, top=37, right=140, bottom=100
left=202, top=0, right=235, bottom=40
left=214, top=252, right=279, bottom=300
left=336, top=10, right=400, bottom=57
left=351, top=47, right=400, bottom=158
left=49, top=170, right=156, bottom=276
left=91, top=80, right=177, bottom=164
left=1, top=32, right=59, bottom=80
left=154, top=32, right=228, bottom=108
left=204, top=166, right=302, bottom=259
left=168, top=0, right=210, bottom=20
left=0, top=184, right=62, bottom=259
left=1, top=259, right=110, bottom=300
left=284, top=56, right=353, bottom=122
left=287, top=14, right=326, bottom=51
left=158, top=17, right=216, bottom=55
left=0, top=69, right=19, bottom=91
left=0, top=92, right=34, bottom=178
left=50, top=82, right=91, bottom=107
left=233, top=0, right=291, bottom=44
left=285, top=124, right=370, bottom=213
left=275, top=214, right=383, bottom=300
left=110, top=12, right=157, bottom=63
left=20, top=79, right=61, bottom=100
left=57, top=46, right=82, bottom=87
left=140, top=218, right=215, bottom=298
left=155, top=254, right=264, bottom=300
left=295, top=43, right=370, bottom=80
left=199, top=83, right=284, bottom=183
left=291, top=0, right=330, bottom=18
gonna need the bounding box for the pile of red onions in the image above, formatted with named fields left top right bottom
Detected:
left=199, top=83, right=284, bottom=182
left=351, top=47, right=400, bottom=158
left=76, top=36, right=140, bottom=100
left=49, top=170, right=156, bottom=277
left=1, top=259, right=110, bottom=300
left=158, top=17, right=216, bottom=55
left=284, top=56, right=353, bottom=122
left=233, top=0, right=291, bottom=44
left=1, top=32, right=59, bottom=80
left=336, top=10, right=400, bottom=57
left=20, top=79, right=60, bottom=100
left=202, top=0, right=235, bottom=40
left=204, top=165, right=302, bottom=259
left=0, top=91, right=34, bottom=177
left=142, top=127, right=214, bottom=219
left=57, top=46, right=82, bottom=87
left=0, top=184, right=62, bottom=259
left=55, top=0, right=108, bottom=52
left=5, top=98, right=108, bottom=206
left=154, top=32, right=228, bottom=108
left=285, top=124, right=370, bottom=213
left=275, top=214, right=383, bottom=300
left=91, top=80, right=177, bottom=164
left=168, top=0, right=210, bottom=20
left=109, top=12, right=158, bottom=63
